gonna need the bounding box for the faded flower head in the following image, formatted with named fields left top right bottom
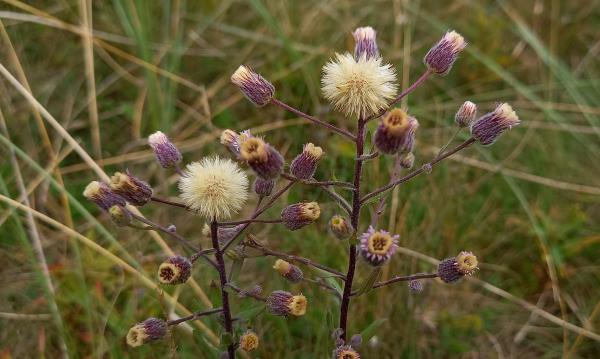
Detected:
left=109, top=171, right=153, bottom=206
left=179, top=157, right=248, bottom=220
left=359, top=226, right=399, bottom=266
left=281, top=202, right=321, bottom=230
left=266, top=290, right=307, bottom=316
left=455, top=101, right=477, bottom=127
left=290, top=143, right=324, bottom=179
left=158, top=255, right=192, bottom=285
left=374, top=108, right=419, bottom=154
left=329, top=215, right=352, bottom=240
left=424, top=30, right=467, bottom=76
left=231, top=65, right=275, bottom=107
left=333, top=345, right=361, bottom=359
left=470, top=103, right=520, bottom=145
left=456, top=251, right=479, bottom=275
left=83, top=181, right=126, bottom=210
left=322, top=53, right=397, bottom=118
left=239, top=330, right=259, bottom=352
left=353, top=26, right=379, bottom=60
left=273, top=259, right=304, bottom=283
left=148, top=131, right=182, bottom=168
left=126, top=317, right=167, bottom=347
left=239, top=136, right=284, bottom=179
left=437, top=251, right=478, bottom=284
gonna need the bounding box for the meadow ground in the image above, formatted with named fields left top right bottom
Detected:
left=0, top=0, right=599, bottom=358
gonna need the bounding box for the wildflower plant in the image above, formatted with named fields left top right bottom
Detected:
left=84, top=27, right=520, bottom=357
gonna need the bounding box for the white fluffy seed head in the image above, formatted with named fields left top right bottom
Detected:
left=178, top=157, right=249, bottom=220
left=322, top=53, right=397, bottom=118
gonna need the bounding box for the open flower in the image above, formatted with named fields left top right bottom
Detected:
left=179, top=157, right=248, bottom=220
left=333, top=345, right=361, bottom=359
left=359, top=226, right=399, bottom=266
left=322, top=53, right=397, bottom=118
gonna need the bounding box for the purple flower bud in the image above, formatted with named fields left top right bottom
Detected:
left=455, top=101, right=477, bottom=127
left=437, top=252, right=478, bottom=284
left=148, top=131, right=182, bottom=168
left=273, top=259, right=304, bottom=283
left=231, top=65, right=275, bottom=107
left=359, top=226, right=399, bottom=266
left=83, top=181, right=126, bottom=210
left=126, top=317, right=167, bottom=347
left=353, top=26, right=379, bottom=60
left=290, top=143, right=324, bottom=179
left=109, top=171, right=153, bottom=206
left=157, top=255, right=192, bottom=285
left=239, top=136, right=284, bottom=179
left=408, top=279, right=424, bottom=293
left=220, top=129, right=241, bottom=156
left=374, top=109, right=419, bottom=154
left=349, top=334, right=362, bottom=349
left=399, top=152, right=415, bottom=169
left=470, top=103, right=520, bottom=145
left=329, top=215, right=352, bottom=240
left=253, top=177, right=275, bottom=197
left=266, top=290, right=307, bottom=316
left=424, top=30, right=467, bottom=76
left=108, top=205, right=132, bottom=227
left=332, top=345, right=361, bottom=359
left=281, top=202, right=321, bottom=230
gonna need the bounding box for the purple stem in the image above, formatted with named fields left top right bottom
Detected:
left=151, top=196, right=189, bottom=209
left=219, top=218, right=283, bottom=226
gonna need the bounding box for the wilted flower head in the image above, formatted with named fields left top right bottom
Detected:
left=359, top=226, right=399, bottom=266
left=239, top=330, right=259, bottom=352
left=83, top=181, right=126, bottom=210
left=333, top=345, right=361, bottom=359
left=353, top=26, right=379, bottom=60
left=253, top=177, right=275, bottom=197
left=322, top=53, right=397, bottom=118
left=470, top=103, right=520, bottom=145
left=158, top=255, right=192, bottom=285
left=266, top=290, right=307, bottom=316
left=437, top=251, right=478, bottom=284
left=329, top=215, right=352, bottom=240
left=109, top=171, right=153, bottom=206
left=281, top=202, right=321, bottom=230
left=273, top=259, right=304, bottom=283
left=126, top=318, right=167, bottom=347
left=290, top=143, right=324, bottom=179
left=424, top=30, right=467, bottom=76
left=239, top=136, right=284, bottom=179
left=179, top=157, right=249, bottom=220
left=231, top=65, right=275, bottom=107
left=148, top=131, right=182, bottom=168
left=374, top=108, right=419, bottom=154
left=455, top=101, right=477, bottom=127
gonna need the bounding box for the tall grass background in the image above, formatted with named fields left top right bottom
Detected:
left=0, top=0, right=598, bottom=357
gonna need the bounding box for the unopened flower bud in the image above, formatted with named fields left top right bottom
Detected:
left=353, top=26, right=379, bottom=60
left=273, top=259, right=304, bottom=283
left=109, top=171, right=153, bottom=206
left=266, top=290, right=307, bottom=316
left=408, top=279, right=424, bottom=293
left=148, top=131, right=182, bottom=168
left=231, top=65, right=275, bottom=107
left=281, top=202, right=321, bottom=230
left=437, top=251, right=478, bottom=284
left=253, top=177, right=275, bottom=197
left=157, top=255, right=192, bottom=285
left=349, top=334, right=362, bottom=349
left=359, top=226, right=399, bottom=266
left=126, top=318, right=167, bottom=347
left=239, top=136, right=284, bottom=179
left=329, top=215, right=352, bottom=240
left=83, top=181, right=126, bottom=210
left=422, top=163, right=432, bottom=174
left=399, top=152, right=415, bottom=169
left=455, top=101, right=477, bottom=127
left=290, top=143, right=324, bottom=179
left=424, top=30, right=467, bottom=76
left=239, top=330, right=259, bottom=352
left=470, top=103, right=520, bottom=145
left=332, top=345, right=361, bottom=359
left=374, top=109, right=419, bottom=154
left=220, top=129, right=241, bottom=156
left=109, top=205, right=132, bottom=227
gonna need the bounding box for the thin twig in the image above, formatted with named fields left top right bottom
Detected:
left=281, top=173, right=354, bottom=189
left=167, top=308, right=223, bottom=326
left=219, top=218, right=283, bottom=226
left=370, top=273, right=438, bottom=291
left=225, top=283, right=266, bottom=302
left=151, top=196, right=189, bottom=209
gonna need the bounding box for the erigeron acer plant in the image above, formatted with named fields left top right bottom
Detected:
left=84, top=26, right=520, bottom=358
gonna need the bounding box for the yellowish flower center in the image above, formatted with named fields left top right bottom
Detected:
left=368, top=232, right=393, bottom=255
left=158, top=263, right=180, bottom=284
left=109, top=172, right=134, bottom=191
left=240, top=137, right=268, bottom=163
left=288, top=295, right=307, bottom=316
left=300, top=202, right=321, bottom=220
left=383, top=109, right=410, bottom=135
left=456, top=252, right=478, bottom=274
left=304, top=143, right=324, bottom=160
left=83, top=181, right=102, bottom=199
left=338, top=349, right=359, bottom=359
left=240, top=331, right=259, bottom=351
left=126, top=325, right=148, bottom=347
left=273, top=259, right=291, bottom=275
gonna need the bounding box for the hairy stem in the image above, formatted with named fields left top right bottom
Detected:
left=167, top=308, right=223, bottom=326
left=211, top=220, right=235, bottom=359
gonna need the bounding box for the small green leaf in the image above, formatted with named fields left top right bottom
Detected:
left=360, top=318, right=388, bottom=343
left=353, top=267, right=381, bottom=297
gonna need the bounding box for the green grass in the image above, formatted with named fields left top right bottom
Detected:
left=0, top=0, right=599, bottom=357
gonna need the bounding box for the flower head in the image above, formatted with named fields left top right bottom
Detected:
left=83, top=181, right=126, bottom=210
left=437, top=251, right=478, bottom=284
left=424, top=30, right=467, bottom=75
left=290, top=143, right=324, bottom=179
left=322, top=53, right=397, bottom=118
left=273, top=259, right=304, bottom=283
left=281, top=202, right=321, bottom=230
left=353, top=26, right=379, bottom=60
left=359, top=226, right=399, bottom=266
left=329, top=215, right=352, bottom=240
left=231, top=65, right=275, bottom=107
left=333, top=345, right=361, bottom=359
left=456, top=251, right=479, bottom=275
left=470, top=103, right=520, bottom=145
left=455, top=101, right=477, bottom=127
left=158, top=255, right=192, bottom=285
left=239, top=136, right=284, bottom=179
left=109, top=171, right=153, bottom=206
left=266, top=290, right=307, bottom=317
left=239, top=330, right=259, bottom=352
left=109, top=205, right=132, bottom=227
left=179, top=157, right=248, bottom=220
left=126, top=318, right=167, bottom=347
left=148, top=131, right=182, bottom=168
left=374, top=108, right=419, bottom=154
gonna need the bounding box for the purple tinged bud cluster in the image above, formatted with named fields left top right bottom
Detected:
left=253, top=177, right=275, bottom=197
left=158, top=255, right=192, bottom=285
left=359, top=226, right=399, bottom=266
left=231, top=65, right=275, bottom=107
left=109, top=171, right=153, bottom=206
left=148, top=131, right=182, bottom=168
left=329, top=215, right=352, bottom=240
left=126, top=317, right=167, bottom=347
left=281, top=202, right=321, bottom=230
left=455, top=101, right=477, bottom=127
left=424, top=30, right=467, bottom=76
left=374, top=109, right=419, bottom=155
left=353, top=26, right=379, bottom=60
left=332, top=345, right=361, bottom=359
left=470, top=103, right=520, bottom=145
left=83, top=181, right=126, bottom=210
left=273, top=259, right=304, bottom=283
left=266, top=290, right=307, bottom=316
left=290, top=143, right=324, bottom=179
left=437, top=251, right=478, bottom=284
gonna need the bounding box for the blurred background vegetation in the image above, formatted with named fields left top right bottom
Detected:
left=0, top=0, right=599, bottom=358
